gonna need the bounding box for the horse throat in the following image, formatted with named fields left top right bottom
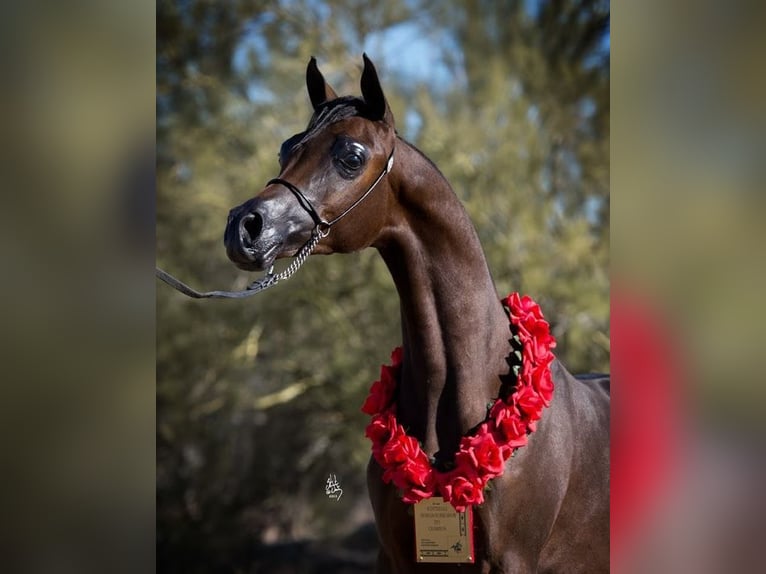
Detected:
left=374, top=142, right=512, bottom=464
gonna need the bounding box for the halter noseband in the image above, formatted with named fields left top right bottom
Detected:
left=267, top=148, right=395, bottom=233
left=155, top=147, right=395, bottom=299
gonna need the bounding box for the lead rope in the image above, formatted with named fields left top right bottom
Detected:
left=155, top=226, right=326, bottom=299
left=156, top=148, right=393, bottom=300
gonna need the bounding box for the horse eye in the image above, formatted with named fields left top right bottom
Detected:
left=341, top=151, right=364, bottom=169
left=332, top=139, right=367, bottom=177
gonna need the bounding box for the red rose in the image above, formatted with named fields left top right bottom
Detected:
left=381, top=432, right=420, bottom=466
left=443, top=474, right=485, bottom=511
left=401, top=455, right=433, bottom=486
left=488, top=401, right=508, bottom=421
left=526, top=320, right=555, bottom=361
left=398, top=456, right=435, bottom=503
left=492, top=406, right=528, bottom=448
left=506, top=294, right=552, bottom=328
left=489, top=401, right=521, bottom=422
left=514, top=319, right=531, bottom=341
left=518, top=294, right=543, bottom=320
left=459, top=430, right=505, bottom=477
left=530, top=363, right=554, bottom=406
left=361, top=376, right=395, bottom=415
left=361, top=351, right=403, bottom=415
left=504, top=292, right=523, bottom=315
left=382, top=438, right=434, bottom=499
left=379, top=363, right=397, bottom=388
left=491, top=429, right=515, bottom=459
left=488, top=403, right=525, bottom=450
left=514, top=385, right=545, bottom=421
left=360, top=381, right=382, bottom=415
left=365, top=412, right=396, bottom=443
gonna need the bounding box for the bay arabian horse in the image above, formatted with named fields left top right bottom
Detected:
left=223, top=55, right=609, bottom=573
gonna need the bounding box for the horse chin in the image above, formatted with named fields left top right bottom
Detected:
left=233, top=242, right=280, bottom=272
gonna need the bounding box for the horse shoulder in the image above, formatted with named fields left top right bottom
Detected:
left=536, top=361, right=610, bottom=573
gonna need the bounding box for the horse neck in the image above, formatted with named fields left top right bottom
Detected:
left=374, top=139, right=512, bottom=462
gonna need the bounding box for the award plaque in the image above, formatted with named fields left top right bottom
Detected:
left=413, top=498, right=474, bottom=563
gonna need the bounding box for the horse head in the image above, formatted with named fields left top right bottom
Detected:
left=224, top=55, right=397, bottom=271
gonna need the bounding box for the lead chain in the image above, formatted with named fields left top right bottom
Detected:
left=247, top=226, right=327, bottom=291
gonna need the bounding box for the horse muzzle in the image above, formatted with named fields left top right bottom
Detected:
left=224, top=203, right=282, bottom=271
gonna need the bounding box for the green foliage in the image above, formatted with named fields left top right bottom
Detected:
left=157, top=0, right=609, bottom=567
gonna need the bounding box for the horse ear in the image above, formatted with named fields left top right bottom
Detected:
left=360, top=54, right=395, bottom=127
left=306, top=57, right=338, bottom=111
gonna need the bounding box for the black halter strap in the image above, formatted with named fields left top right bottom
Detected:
left=156, top=147, right=395, bottom=299
left=266, top=177, right=325, bottom=228
left=267, top=148, right=395, bottom=232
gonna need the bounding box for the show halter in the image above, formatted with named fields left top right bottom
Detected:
left=155, top=148, right=394, bottom=299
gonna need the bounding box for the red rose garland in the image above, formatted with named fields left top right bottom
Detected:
left=361, top=293, right=556, bottom=511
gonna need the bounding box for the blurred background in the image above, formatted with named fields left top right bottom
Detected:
left=4, top=0, right=764, bottom=572
left=156, top=1, right=609, bottom=571
left=611, top=1, right=766, bottom=572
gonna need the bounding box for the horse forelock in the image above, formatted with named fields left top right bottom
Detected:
left=295, top=96, right=376, bottom=150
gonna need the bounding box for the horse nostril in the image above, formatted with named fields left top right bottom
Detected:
left=240, top=213, right=263, bottom=247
